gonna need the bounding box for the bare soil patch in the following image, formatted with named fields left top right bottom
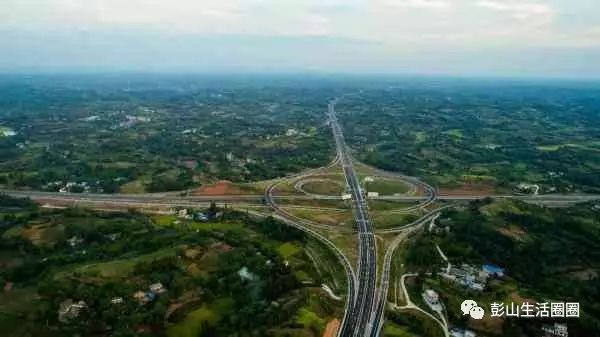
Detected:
left=439, top=183, right=496, bottom=196
left=192, top=181, right=244, bottom=195
left=322, top=319, right=340, bottom=337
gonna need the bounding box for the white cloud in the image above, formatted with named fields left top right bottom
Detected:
left=475, top=1, right=554, bottom=23
left=382, top=0, right=452, bottom=10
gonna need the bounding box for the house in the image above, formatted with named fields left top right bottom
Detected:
left=441, top=263, right=493, bottom=291
left=133, top=291, right=152, bottom=303
left=134, top=291, right=146, bottom=301
left=111, top=297, right=124, bottom=304
left=238, top=267, right=257, bottom=281
left=422, top=289, right=443, bottom=312
left=423, top=289, right=439, bottom=305
left=482, top=264, right=505, bottom=278
left=67, top=236, right=84, bottom=247
left=541, top=323, right=568, bottom=337
left=450, top=328, right=476, bottom=337
left=178, top=209, right=191, bottom=219
left=149, top=282, right=166, bottom=294
left=134, top=290, right=157, bottom=304
left=193, top=212, right=208, bottom=221
left=58, top=299, right=87, bottom=322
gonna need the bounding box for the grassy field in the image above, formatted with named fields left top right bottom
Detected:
left=383, top=321, right=419, bottom=337
left=283, top=207, right=353, bottom=227
left=296, top=308, right=326, bottom=331
left=278, top=242, right=302, bottom=259
left=119, top=179, right=147, bottom=193
left=167, top=298, right=233, bottom=337
left=153, top=215, right=246, bottom=232
left=56, top=247, right=179, bottom=279
left=0, top=287, right=39, bottom=314
left=301, top=180, right=345, bottom=195
left=368, top=200, right=421, bottom=211
left=2, top=223, right=65, bottom=247
left=365, top=178, right=411, bottom=195
left=371, top=211, right=421, bottom=229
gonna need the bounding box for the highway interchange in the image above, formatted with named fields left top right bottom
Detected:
left=3, top=96, right=600, bottom=337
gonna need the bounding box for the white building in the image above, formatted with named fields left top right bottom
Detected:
left=111, top=297, right=124, bottom=304
left=341, top=194, right=352, bottom=200
left=58, top=299, right=87, bottom=322
left=149, top=282, right=166, bottom=294
left=424, top=289, right=439, bottom=305
left=450, top=328, right=476, bottom=337
left=367, top=192, right=379, bottom=198
left=542, top=323, right=568, bottom=337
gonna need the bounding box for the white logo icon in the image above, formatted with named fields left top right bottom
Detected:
left=461, top=299, right=485, bottom=320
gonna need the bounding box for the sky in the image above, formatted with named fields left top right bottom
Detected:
left=1, top=0, right=600, bottom=78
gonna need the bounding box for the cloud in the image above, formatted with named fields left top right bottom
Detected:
left=475, top=1, right=554, bottom=23
left=0, top=0, right=599, bottom=76
left=382, top=0, right=452, bottom=10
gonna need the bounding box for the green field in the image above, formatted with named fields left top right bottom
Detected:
left=278, top=242, right=302, bottom=258
left=301, top=180, right=345, bottom=195
left=167, top=298, right=233, bottom=337
left=366, top=179, right=411, bottom=195
left=57, top=247, right=179, bottom=278
left=383, top=321, right=419, bottom=337
left=371, top=211, right=420, bottom=229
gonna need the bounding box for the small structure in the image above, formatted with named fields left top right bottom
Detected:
left=178, top=209, right=192, bottom=219
left=133, top=291, right=147, bottom=302
left=423, top=289, right=439, bottom=304
left=440, top=263, right=500, bottom=291
left=482, top=264, right=505, bottom=278
left=67, top=236, right=84, bottom=247
left=58, top=299, right=87, bottom=322
left=422, top=289, right=443, bottom=312
left=193, top=212, right=208, bottom=221
left=541, top=323, right=568, bottom=337
left=364, top=176, right=374, bottom=183
left=149, top=282, right=166, bottom=294
left=111, top=297, right=124, bottom=304
left=450, top=328, right=476, bottom=337
left=135, top=291, right=157, bottom=304
left=367, top=192, right=379, bottom=198
left=515, top=183, right=540, bottom=195
left=341, top=194, right=352, bottom=200
left=238, top=267, right=257, bottom=281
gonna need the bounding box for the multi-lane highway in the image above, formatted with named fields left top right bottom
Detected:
left=4, top=189, right=597, bottom=209
left=327, top=98, right=379, bottom=337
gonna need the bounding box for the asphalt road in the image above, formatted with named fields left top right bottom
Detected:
left=4, top=189, right=598, bottom=207
left=328, top=98, right=378, bottom=337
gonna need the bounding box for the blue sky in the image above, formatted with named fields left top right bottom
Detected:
left=1, top=0, right=599, bottom=77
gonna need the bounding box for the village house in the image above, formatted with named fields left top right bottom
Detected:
left=422, top=289, right=443, bottom=312
left=542, top=323, right=568, bottom=337
left=58, top=299, right=87, bottom=322
left=149, top=282, right=166, bottom=294
left=111, top=297, right=124, bottom=304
